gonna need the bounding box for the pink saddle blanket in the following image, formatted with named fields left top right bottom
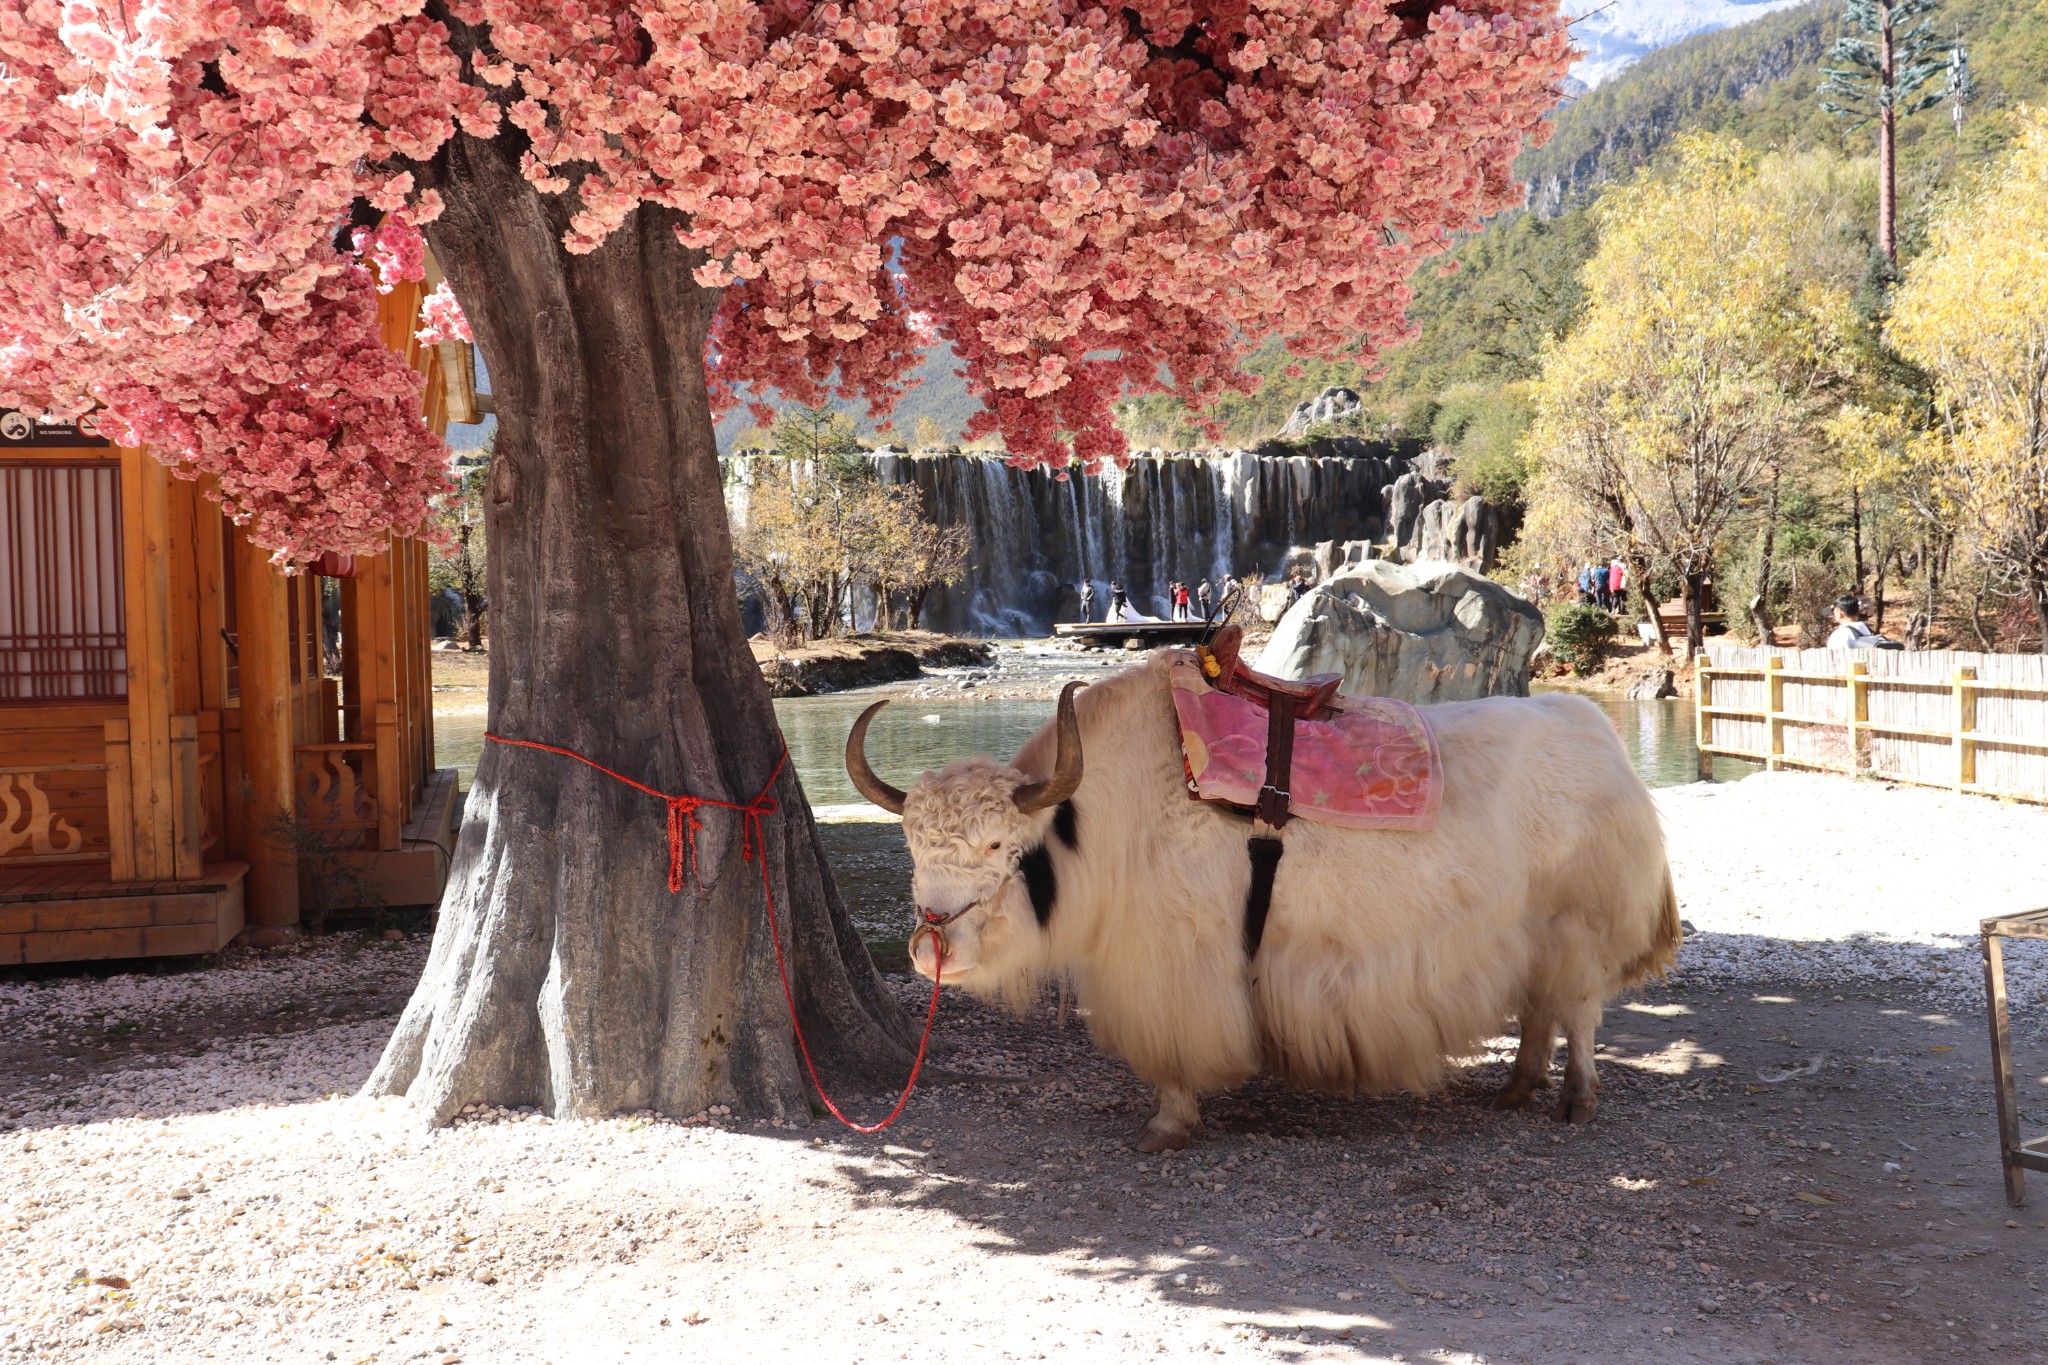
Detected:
left=1168, top=652, right=1443, bottom=832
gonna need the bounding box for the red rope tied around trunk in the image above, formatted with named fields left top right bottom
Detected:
left=482, top=731, right=938, bottom=1133
left=485, top=732, right=783, bottom=893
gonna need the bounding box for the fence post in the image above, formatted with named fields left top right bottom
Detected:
left=1846, top=660, right=1868, bottom=775
left=1954, top=666, right=1977, bottom=793
left=1765, top=655, right=1785, bottom=771
left=1695, top=657, right=1715, bottom=781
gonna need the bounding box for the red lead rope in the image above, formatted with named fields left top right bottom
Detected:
left=484, top=732, right=940, bottom=1133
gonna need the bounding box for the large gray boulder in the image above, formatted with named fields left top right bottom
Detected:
left=1254, top=559, right=1545, bottom=702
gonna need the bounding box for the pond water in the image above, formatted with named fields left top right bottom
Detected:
left=434, top=681, right=1754, bottom=964
left=435, top=685, right=1752, bottom=806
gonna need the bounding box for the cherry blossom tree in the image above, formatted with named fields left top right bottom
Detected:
left=1, top=0, right=1570, bottom=1123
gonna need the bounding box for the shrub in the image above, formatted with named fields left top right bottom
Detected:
left=1546, top=603, right=1619, bottom=677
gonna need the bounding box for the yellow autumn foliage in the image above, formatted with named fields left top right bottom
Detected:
left=1520, top=134, right=1854, bottom=643
left=1888, top=107, right=2048, bottom=635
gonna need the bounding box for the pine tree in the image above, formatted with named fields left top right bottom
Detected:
left=1819, top=0, right=1955, bottom=264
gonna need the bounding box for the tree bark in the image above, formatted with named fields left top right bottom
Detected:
left=1851, top=482, right=1866, bottom=593
left=457, top=523, right=486, bottom=651
left=365, top=125, right=916, bottom=1124
left=1681, top=570, right=1708, bottom=657
left=2031, top=571, right=2048, bottom=655
left=1751, top=467, right=1782, bottom=646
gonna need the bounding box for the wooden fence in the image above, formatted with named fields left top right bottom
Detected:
left=1696, top=646, right=2048, bottom=804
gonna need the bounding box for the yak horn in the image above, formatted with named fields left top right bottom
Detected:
left=1013, top=681, right=1086, bottom=814
left=845, top=700, right=909, bottom=815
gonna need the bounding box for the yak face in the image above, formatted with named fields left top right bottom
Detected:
left=901, top=758, right=1052, bottom=995
left=843, top=681, right=1085, bottom=1004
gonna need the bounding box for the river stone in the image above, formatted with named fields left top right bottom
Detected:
left=1626, top=667, right=1677, bottom=700
left=1255, top=560, right=1545, bottom=702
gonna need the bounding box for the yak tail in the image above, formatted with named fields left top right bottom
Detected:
left=1622, top=866, right=1683, bottom=985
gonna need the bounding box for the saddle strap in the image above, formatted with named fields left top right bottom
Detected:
left=1255, top=694, right=1297, bottom=831
left=1243, top=836, right=1284, bottom=958
left=1243, top=693, right=1298, bottom=958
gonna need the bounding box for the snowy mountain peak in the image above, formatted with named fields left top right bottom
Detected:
left=1569, top=0, right=1816, bottom=87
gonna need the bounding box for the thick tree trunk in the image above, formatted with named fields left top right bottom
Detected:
left=365, top=127, right=915, bottom=1124
left=1682, top=570, right=1708, bottom=657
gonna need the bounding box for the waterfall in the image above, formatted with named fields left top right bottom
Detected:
left=861, top=446, right=1418, bottom=636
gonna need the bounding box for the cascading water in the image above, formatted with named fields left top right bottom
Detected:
left=866, top=445, right=1419, bottom=636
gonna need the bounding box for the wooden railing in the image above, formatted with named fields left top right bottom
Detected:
left=295, top=743, right=379, bottom=833
left=293, top=699, right=402, bottom=849
left=1697, top=647, right=2048, bottom=804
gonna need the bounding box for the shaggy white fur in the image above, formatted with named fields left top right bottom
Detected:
left=891, top=653, right=1679, bottom=1151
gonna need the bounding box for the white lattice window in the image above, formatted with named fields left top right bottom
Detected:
left=0, top=462, right=126, bottom=702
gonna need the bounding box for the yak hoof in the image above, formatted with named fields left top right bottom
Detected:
left=1490, top=1080, right=1537, bottom=1111
left=1135, top=1121, right=1191, bottom=1154
left=1553, top=1091, right=1599, bottom=1125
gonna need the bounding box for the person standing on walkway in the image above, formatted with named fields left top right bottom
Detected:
left=1174, top=582, right=1191, bottom=621
left=1196, top=578, right=1214, bottom=620
left=1607, top=558, right=1626, bottom=613
left=1109, top=580, right=1128, bottom=621
left=1077, top=581, right=1095, bottom=624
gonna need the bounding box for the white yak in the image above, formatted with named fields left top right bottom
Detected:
left=844, top=654, right=1679, bottom=1152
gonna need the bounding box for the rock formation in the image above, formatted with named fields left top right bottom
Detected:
left=1413, top=494, right=1501, bottom=574
left=1277, top=385, right=1366, bottom=437
left=1255, top=559, right=1545, bottom=702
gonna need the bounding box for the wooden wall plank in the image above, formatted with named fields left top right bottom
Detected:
left=232, top=527, right=299, bottom=934
left=118, top=447, right=177, bottom=879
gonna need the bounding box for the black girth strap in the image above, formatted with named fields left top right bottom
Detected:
left=1243, top=693, right=1298, bottom=959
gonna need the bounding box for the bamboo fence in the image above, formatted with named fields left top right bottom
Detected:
left=1697, top=646, right=2048, bottom=804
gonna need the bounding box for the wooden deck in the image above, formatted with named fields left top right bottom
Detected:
left=0, top=860, right=247, bottom=965
left=321, top=765, right=460, bottom=910
left=1053, top=620, right=1211, bottom=649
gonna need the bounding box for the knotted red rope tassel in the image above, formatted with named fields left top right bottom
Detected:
left=484, top=731, right=938, bottom=1133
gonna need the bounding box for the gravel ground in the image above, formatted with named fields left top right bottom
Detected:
left=3, top=772, right=2046, bottom=1364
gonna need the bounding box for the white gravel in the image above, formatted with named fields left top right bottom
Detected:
left=1658, top=771, right=2048, bottom=1018
left=3, top=769, right=2046, bottom=1364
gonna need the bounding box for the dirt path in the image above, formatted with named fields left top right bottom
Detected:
left=4, top=774, right=2048, bottom=1363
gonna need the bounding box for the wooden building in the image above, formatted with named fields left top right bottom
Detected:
left=0, top=277, right=473, bottom=964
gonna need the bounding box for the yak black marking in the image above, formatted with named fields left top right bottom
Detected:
left=1021, top=844, right=1058, bottom=927
left=1053, top=799, right=1079, bottom=852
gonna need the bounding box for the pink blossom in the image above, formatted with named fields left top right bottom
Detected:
left=415, top=283, right=472, bottom=345
left=0, top=0, right=1571, bottom=549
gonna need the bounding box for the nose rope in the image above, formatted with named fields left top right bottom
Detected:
left=484, top=731, right=941, bottom=1133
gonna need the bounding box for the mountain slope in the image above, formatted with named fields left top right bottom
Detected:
left=1569, top=0, right=1818, bottom=87
left=1521, top=0, right=2048, bottom=216
left=1522, top=0, right=1839, bottom=214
